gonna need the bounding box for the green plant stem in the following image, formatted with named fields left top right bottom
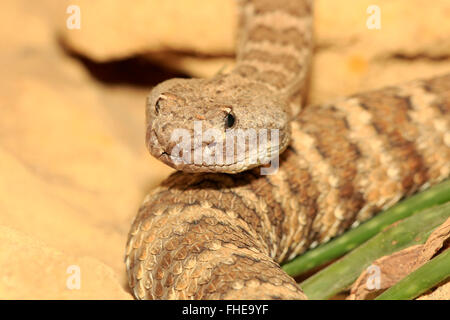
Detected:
left=282, top=179, right=450, bottom=277
left=376, top=249, right=450, bottom=300
left=299, top=201, right=450, bottom=300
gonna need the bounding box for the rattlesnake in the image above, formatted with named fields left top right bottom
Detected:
left=125, top=0, right=450, bottom=299
left=146, top=0, right=313, bottom=173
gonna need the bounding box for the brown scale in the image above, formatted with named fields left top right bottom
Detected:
left=358, top=92, right=429, bottom=195
left=298, top=106, right=365, bottom=240
left=126, top=74, right=450, bottom=299
left=246, top=0, right=312, bottom=17
left=241, top=50, right=303, bottom=72
left=245, top=25, right=309, bottom=52
left=235, top=0, right=313, bottom=107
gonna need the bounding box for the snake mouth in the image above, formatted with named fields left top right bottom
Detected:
left=157, top=150, right=187, bottom=170
left=155, top=136, right=289, bottom=174
left=148, top=119, right=290, bottom=173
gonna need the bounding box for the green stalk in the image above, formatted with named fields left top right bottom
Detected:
left=376, top=249, right=450, bottom=300
left=299, top=201, right=450, bottom=300
left=282, top=179, right=450, bottom=277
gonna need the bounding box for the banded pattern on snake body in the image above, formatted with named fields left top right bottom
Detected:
left=126, top=74, right=450, bottom=299
left=235, top=0, right=313, bottom=114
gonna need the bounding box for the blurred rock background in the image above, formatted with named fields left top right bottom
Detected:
left=1, top=0, right=449, bottom=299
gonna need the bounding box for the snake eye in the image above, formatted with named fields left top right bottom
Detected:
left=225, top=113, right=235, bottom=129
left=155, top=98, right=163, bottom=115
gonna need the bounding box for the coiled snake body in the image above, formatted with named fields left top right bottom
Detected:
left=126, top=0, right=450, bottom=299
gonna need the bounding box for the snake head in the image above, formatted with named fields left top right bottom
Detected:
left=146, top=77, right=291, bottom=173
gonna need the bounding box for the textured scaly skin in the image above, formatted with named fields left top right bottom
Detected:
left=146, top=0, right=313, bottom=173
left=126, top=74, right=450, bottom=299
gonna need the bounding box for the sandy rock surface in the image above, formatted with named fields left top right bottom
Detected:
left=58, top=0, right=237, bottom=60
left=1, top=0, right=172, bottom=299
left=1, top=0, right=450, bottom=299
left=59, top=0, right=450, bottom=103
